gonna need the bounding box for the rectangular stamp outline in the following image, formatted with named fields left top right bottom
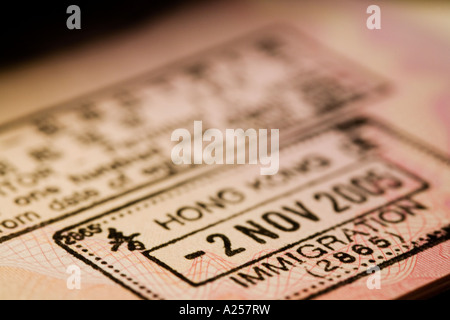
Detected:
left=0, top=24, right=388, bottom=244
left=53, top=116, right=450, bottom=300
left=142, top=158, right=429, bottom=286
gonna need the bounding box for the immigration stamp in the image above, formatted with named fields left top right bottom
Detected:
left=0, top=25, right=386, bottom=243
left=53, top=117, right=450, bottom=299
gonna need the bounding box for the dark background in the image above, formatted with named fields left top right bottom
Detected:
left=0, top=1, right=202, bottom=68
